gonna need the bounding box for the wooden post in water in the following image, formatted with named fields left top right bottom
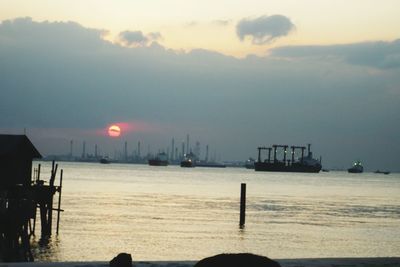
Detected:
left=56, top=169, right=63, bottom=235
left=48, top=161, right=58, bottom=235
left=239, top=183, right=246, bottom=228
left=37, top=164, right=41, bottom=182
left=32, top=164, right=41, bottom=236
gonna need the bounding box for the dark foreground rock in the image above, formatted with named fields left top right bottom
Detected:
left=110, top=253, right=133, bottom=267
left=194, top=253, right=281, bottom=267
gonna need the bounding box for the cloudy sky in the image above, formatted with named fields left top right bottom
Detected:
left=1, top=1, right=399, bottom=170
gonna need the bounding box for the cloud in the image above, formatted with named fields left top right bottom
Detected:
left=212, top=20, right=231, bottom=26
left=148, top=32, right=162, bottom=41
left=236, top=15, right=295, bottom=45
left=184, top=21, right=198, bottom=27
left=0, top=17, right=399, bottom=171
left=0, top=17, right=108, bottom=49
left=271, top=39, right=400, bottom=69
left=118, top=30, right=162, bottom=47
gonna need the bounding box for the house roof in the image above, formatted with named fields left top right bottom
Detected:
left=0, top=134, right=42, bottom=158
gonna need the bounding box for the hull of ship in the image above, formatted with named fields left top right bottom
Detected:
left=254, top=162, right=321, bottom=173
left=148, top=160, right=169, bottom=166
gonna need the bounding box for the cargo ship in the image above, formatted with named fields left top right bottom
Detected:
left=254, top=144, right=322, bottom=173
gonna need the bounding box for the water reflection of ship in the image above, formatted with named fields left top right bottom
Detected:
left=148, top=152, right=169, bottom=166
left=348, top=161, right=363, bottom=173
left=254, top=144, right=322, bottom=173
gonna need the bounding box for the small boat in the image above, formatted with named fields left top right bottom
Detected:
left=180, top=152, right=195, bottom=167
left=99, top=158, right=111, bottom=164
left=348, top=161, right=363, bottom=173
left=180, top=158, right=195, bottom=167
left=148, top=152, right=169, bottom=166
left=374, top=170, right=390, bottom=175
left=322, top=169, right=330, bottom=172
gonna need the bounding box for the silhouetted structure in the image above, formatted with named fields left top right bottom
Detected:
left=0, top=134, right=63, bottom=262
left=110, top=253, right=133, bottom=267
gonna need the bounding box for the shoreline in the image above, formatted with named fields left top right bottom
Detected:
left=2, top=257, right=400, bottom=267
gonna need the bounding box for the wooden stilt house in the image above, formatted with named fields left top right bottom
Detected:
left=0, top=134, right=42, bottom=189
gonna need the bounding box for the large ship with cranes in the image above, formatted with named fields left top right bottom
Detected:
left=254, top=144, right=322, bottom=173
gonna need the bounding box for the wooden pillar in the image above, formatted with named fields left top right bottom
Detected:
left=37, top=164, right=41, bottom=182
left=47, top=161, right=58, bottom=236
left=39, top=202, right=48, bottom=236
left=239, top=183, right=246, bottom=228
left=56, top=169, right=63, bottom=235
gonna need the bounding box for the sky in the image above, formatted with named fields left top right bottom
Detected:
left=0, top=1, right=399, bottom=171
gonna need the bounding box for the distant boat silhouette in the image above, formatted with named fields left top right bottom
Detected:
left=180, top=152, right=195, bottom=167
left=245, top=158, right=255, bottom=169
left=148, top=152, right=169, bottom=166
left=99, top=158, right=110, bottom=164
left=348, top=161, right=363, bottom=173
left=374, top=170, right=390, bottom=175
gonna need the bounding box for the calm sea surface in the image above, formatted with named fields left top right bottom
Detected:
left=31, top=162, right=400, bottom=261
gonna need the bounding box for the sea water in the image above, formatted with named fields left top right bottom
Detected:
left=30, top=162, right=400, bottom=261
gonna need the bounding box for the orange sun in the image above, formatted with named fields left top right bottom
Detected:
left=108, top=125, right=121, bottom=137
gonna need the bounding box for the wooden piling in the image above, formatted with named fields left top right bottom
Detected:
left=31, top=207, right=37, bottom=236
left=37, top=164, right=41, bottom=183
left=47, top=162, right=58, bottom=235
left=239, top=183, right=246, bottom=228
left=56, top=169, right=63, bottom=235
